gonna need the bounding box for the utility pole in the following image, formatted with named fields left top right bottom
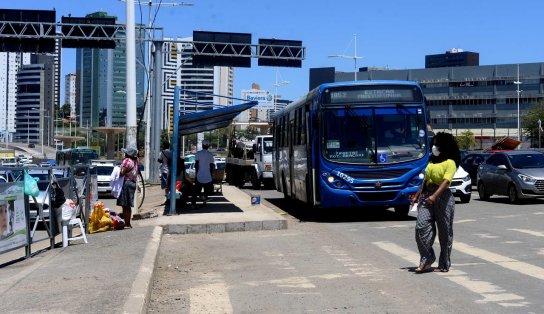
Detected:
left=122, top=0, right=193, bottom=182
left=125, top=0, right=138, bottom=149
left=328, top=34, right=363, bottom=81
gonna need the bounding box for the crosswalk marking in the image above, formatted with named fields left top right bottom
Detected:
left=322, top=246, right=384, bottom=280
left=189, top=272, right=233, bottom=314
left=508, top=228, right=544, bottom=237
left=372, top=241, right=528, bottom=308
left=455, top=242, right=544, bottom=281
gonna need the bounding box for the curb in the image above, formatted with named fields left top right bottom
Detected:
left=122, top=226, right=163, bottom=314
left=163, top=219, right=288, bottom=234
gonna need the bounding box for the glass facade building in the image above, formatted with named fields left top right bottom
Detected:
left=312, top=62, right=544, bottom=140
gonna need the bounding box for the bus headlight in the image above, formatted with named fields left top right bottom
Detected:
left=410, top=172, right=425, bottom=186
left=324, top=174, right=348, bottom=189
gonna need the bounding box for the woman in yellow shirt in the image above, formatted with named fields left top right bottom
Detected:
left=411, top=132, right=460, bottom=273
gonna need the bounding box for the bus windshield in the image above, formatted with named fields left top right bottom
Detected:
left=262, top=137, right=273, bottom=154
left=322, top=107, right=427, bottom=164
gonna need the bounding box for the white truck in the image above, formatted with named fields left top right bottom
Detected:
left=225, top=134, right=275, bottom=189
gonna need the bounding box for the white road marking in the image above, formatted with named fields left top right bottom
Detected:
left=455, top=219, right=476, bottom=224
left=494, top=214, right=524, bottom=219
left=472, top=233, right=500, bottom=239
left=189, top=272, right=233, bottom=314
left=322, top=246, right=384, bottom=280
left=455, top=242, right=544, bottom=281
left=502, top=241, right=523, bottom=244
left=508, top=228, right=544, bottom=237
left=372, top=224, right=409, bottom=229
left=537, top=249, right=544, bottom=256
left=373, top=241, right=528, bottom=308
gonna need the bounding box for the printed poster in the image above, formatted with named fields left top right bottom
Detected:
left=0, top=182, right=28, bottom=253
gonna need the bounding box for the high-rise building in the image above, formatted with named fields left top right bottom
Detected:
left=76, top=11, right=146, bottom=129
left=162, top=38, right=234, bottom=131
left=15, top=64, right=44, bottom=144
left=31, top=47, right=60, bottom=147
left=65, top=73, right=77, bottom=115
left=0, top=52, right=30, bottom=143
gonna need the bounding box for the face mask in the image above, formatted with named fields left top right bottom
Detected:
left=432, top=145, right=440, bottom=157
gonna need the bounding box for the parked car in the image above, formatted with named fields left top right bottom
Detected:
left=450, top=166, right=471, bottom=203
left=477, top=151, right=544, bottom=203
left=28, top=143, right=35, bottom=148
left=92, top=160, right=116, bottom=194
left=461, top=152, right=492, bottom=182
left=186, top=160, right=225, bottom=181
left=27, top=169, right=52, bottom=223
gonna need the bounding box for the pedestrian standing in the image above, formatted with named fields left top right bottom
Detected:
left=157, top=140, right=172, bottom=203
left=192, top=139, right=215, bottom=207
left=117, top=145, right=140, bottom=229
left=410, top=132, right=460, bottom=273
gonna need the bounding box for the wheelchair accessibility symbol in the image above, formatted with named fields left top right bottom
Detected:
left=378, top=153, right=388, bottom=163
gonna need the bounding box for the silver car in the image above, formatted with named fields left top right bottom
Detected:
left=477, top=151, right=544, bottom=203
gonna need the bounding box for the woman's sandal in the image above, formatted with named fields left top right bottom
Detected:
left=415, top=260, right=435, bottom=273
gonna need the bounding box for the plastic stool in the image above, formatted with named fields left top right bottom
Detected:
left=62, top=218, right=88, bottom=247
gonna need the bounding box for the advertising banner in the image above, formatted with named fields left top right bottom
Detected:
left=0, top=182, right=28, bottom=253
left=241, top=89, right=274, bottom=110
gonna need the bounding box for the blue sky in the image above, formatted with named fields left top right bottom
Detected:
left=4, top=0, right=544, bottom=103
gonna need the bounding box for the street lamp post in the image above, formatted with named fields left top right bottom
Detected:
left=273, top=69, right=289, bottom=113
left=514, top=64, right=522, bottom=141
left=328, top=33, right=363, bottom=81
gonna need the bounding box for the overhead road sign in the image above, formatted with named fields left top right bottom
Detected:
left=192, top=31, right=252, bottom=67
left=258, top=38, right=303, bottom=68
left=61, top=16, right=117, bottom=49
left=0, top=9, right=56, bottom=53
left=190, top=31, right=305, bottom=68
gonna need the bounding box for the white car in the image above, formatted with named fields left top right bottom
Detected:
left=450, top=166, right=472, bottom=203
left=92, top=160, right=116, bottom=194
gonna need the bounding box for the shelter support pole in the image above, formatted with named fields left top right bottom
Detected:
left=169, top=86, right=180, bottom=215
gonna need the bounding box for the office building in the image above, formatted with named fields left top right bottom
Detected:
left=0, top=52, right=30, bottom=143
left=425, top=48, right=479, bottom=68
left=30, top=49, right=60, bottom=147
left=162, top=38, right=234, bottom=131
left=311, top=62, right=544, bottom=143
left=76, top=11, right=146, bottom=129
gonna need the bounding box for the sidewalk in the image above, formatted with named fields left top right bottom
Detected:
left=0, top=184, right=287, bottom=314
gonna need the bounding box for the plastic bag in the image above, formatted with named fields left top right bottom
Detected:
left=51, top=181, right=66, bottom=208
left=61, top=199, right=77, bottom=221
left=89, top=201, right=113, bottom=234
left=23, top=171, right=40, bottom=197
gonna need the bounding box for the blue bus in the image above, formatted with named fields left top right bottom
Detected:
left=272, top=81, right=430, bottom=216
left=56, top=147, right=99, bottom=168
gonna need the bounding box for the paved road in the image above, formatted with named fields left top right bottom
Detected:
left=148, top=185, right=544, bottom=313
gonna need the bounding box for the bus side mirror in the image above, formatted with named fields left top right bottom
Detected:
left=252, top=143, right=257, bottom=153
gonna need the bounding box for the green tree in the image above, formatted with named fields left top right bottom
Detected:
left=456, top=130, right=476, bottom=150
left=522, top=100, right=544, bottom=148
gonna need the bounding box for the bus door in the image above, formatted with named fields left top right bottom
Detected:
left=288, top=114, right=295, bottom=197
